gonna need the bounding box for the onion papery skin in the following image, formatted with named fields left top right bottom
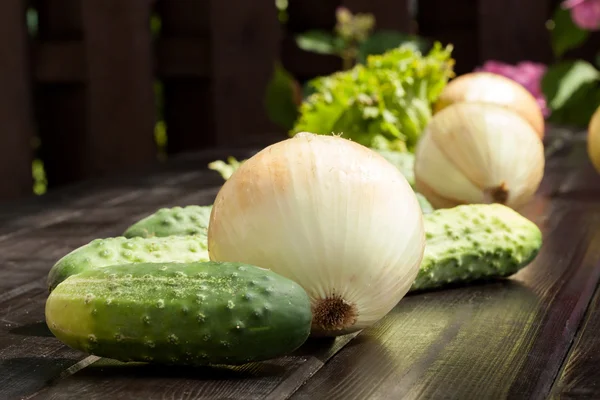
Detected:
left=414, top=102, right=545, bottom=211
left=587, top=106, right=600, bottom=174
left=207, top=132, right=425, bottom=337
left=434, top=72, right=546, bottom=139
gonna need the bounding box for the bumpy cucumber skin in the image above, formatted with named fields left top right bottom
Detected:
left=123, top=205, right=213, bottom=239
left=47, top=236, right=209, bottom=292
left=409, top=204, right=542, bottom=292
left=46, top=262, right=312, bottom=366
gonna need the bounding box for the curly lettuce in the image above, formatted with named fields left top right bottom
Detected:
left=291, top=42, right=455, bottom=152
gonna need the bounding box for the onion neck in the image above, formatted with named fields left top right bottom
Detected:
left=484, top=182, right=509, bottom=204
left=312, top=295, right=358, bottom=335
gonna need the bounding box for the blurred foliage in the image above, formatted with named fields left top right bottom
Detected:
left=549, top=7, right=590, bottom=58
left=542, top=60, right=600, bottom=127
left=542, top=2, right=600, bottom=127
left=265, top=7, right=434, bottom=133
left=264, top=62, right=302, bottom=130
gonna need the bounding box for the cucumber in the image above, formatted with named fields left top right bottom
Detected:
left=123, top=205, right=213, bottom=238
left=47, top=235, right=209, bottom=292
left=410, top=203, right=542, bottom=292
left=45, top=261, right=312, bottom=366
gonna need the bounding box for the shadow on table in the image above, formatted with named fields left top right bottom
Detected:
left=10, top=321, right=54, bottom=337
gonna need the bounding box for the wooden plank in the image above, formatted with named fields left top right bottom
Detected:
left=281, top=33, right=343, bottom=81
left=550, top=276, right=600, bottom=398
left=27, top=331, right=357, bottom=400
left=342, top=0, right=410, bottom=32
left=35, top=0, right=82, bottom=39
left=0, top=260, right=49, bottom=294
left=209, top=0, right=283, bottom=147
left=290, top=205, right=600, bottom=400
left=478, top=0, right=553, bottom=63
left=81, top=0, right=157, bottom=178
left=418, top=0, right=477, bottom=27
left=156, top=0, right=210, bottom=36
left=156, top=38, right=211, bottom=78
left=285, top=0, right=339, bottom=32
left=34, top=38, right=211, bottom=83
left=34, top=42, right=86, bottom=83
left=0, top=0, right=35, bottom=200
left=0, top=287, right=90, bottom=400
left=34, top=0, right=87, bottom=189
left=155, top=0, right=215, bottom=154
left=416, top=1, right=478, bottom=74
left=417, top=27, right=478, bottom=75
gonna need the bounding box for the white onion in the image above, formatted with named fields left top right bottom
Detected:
left=414, top=102, right=545, bottom=210
left=207, top=132, right=425, bottom=336
left=434, top=72, right=546, bottom=139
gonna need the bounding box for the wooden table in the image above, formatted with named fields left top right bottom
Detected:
left=2, top=127, right=600, bottom=400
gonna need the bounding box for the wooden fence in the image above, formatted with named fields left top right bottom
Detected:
left=0, top=0, right=594, bottom=202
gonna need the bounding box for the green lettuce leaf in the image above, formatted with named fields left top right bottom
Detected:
left=291, top=42, right=454, bottom=152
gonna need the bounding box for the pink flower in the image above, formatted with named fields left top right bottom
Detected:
left=562, top=0, right=600, bottom=30
left=476, top=61, right=551, bottom=117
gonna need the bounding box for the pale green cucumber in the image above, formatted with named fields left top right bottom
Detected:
left=410, top=203, right=542, bottom=292
left=47, top=235, right=209, bottom=292
left=123, top=205, right=213, bottom=239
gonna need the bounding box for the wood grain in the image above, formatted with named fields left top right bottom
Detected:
left=291, top=205, right=600, bottom=400
left=550, top=280, right=600, bottom=399
left=156, top=0, right=215, bottom=154
left=0, top=128, right=598, bottom=399
left=82, top=0, right=157, bottom=178
left=34, top=0, right=87, bottom=189
left=0, top=0, right=35, bottom=200
left=0, top=288, right=88, bottom=400
left=209, top=0, right=283, bottom=147
left=478, top=0, right=553, bottom=63
left=28, top=334, right=358, bottom=400
left=342, top=0, right=410, bottom=31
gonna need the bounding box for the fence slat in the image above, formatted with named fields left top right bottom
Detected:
left=0, top=0, right=34, bottom=200
left=417, top=0, right=479, bottom=74
left=82, top=0, right=157, bottom=176
left=156, top=0, right=215, bottom=154
left=209, top=0, right=283, bottom=147
left=342, top=0, right=410, bottom=31
left=33, top=0, right=87, bottom=189
left=478, top=0, right=553, bottom=63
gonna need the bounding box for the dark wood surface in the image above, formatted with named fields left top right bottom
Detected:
left=2, top=127, right=600, bottom=399
left=0, top=0, right=35, bottom=200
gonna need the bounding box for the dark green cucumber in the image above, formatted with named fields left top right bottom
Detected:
left=123, top=205, right=213, bottom=238
left=45, top=261, right=312, bottom=366
left=47, top=235, right=209, bottom=292
left=410, top=203, right=542, bottom=292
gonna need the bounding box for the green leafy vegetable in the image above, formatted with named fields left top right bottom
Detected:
left=208, top=157, right=245, bottom=180
left=357, top=31, right=431, bottom=64
left=291, top=42, right=454, bottom=152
